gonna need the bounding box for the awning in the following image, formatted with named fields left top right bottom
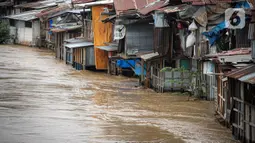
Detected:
left=225, top=64, right=255, bottom=84
left=75, top=0, right=113, bottom=7
left=65, top=42, right=94, bottom=49
left=64, top=38, right=87, bottom=43
left=96, top=45, right=117, bottom=52
left=140, top=52, right=159, bottom=61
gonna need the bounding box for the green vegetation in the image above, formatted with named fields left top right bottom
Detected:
left=0, top=21, right=10, bottom=44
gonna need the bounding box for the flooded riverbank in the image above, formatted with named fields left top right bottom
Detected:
left=0, top=45, right=236, bottom=143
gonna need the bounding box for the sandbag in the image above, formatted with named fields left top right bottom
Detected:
left=186, top=32, right=196, bottom=48
left=188, top=20, right=198, bottom=31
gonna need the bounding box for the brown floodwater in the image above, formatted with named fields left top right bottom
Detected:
left=0, top=45, right=237, bottom=143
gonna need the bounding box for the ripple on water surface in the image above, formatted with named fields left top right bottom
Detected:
left=0, top=45, right=236, bottom=143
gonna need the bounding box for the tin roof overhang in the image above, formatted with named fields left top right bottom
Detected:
left=140, top=52, right=159, bottom=61
left=72, top=0, right=95, bottom=4
left=65, top=42, right=94, bottom=48
left=5, top=10, right=41, bottom=21
left=75, top=0, right=113, bottom=7
left=225, top=64, right=255, bottom=84
left=96, top=45, right=117, bottom=52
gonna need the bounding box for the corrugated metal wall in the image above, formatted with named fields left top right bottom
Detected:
left=154, top=28, right=171, bottom=56
left=236, top=24, right=251, bottom=48
left=125, top=23, right=154, bottom=55
left=32, top=20, right=40, bottom=46
left=252, top=40, right=255, bottom=60
left=85, top=47, right=95, bottom=66
left=16, top=20, right=33, bottom=45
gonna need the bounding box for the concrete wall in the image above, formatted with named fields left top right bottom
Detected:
left=10, top=20, right=40, bottom=46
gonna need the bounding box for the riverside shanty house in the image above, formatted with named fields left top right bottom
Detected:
left=225, top=64, right=255, bottom=142
left=108, top=0, right=163, bottom=80
left=6, top=10, right=42, bottom=46
left=111, top=0, right=194, bottom=92
left=35, top=4, right=71, bottom=48
left=4, top=0, right=69, bottom=46
left=74, top=0, right=114, bottom=70
left=173, top=1, right=254, bottom=142
left=0, top=0, right=40, bottom=18
left=50, top=9, right=83, bottom=59
left=64, top=38, right=95, bottom=70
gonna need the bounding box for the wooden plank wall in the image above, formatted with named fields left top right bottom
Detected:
left=92, top=5, right=113, bottom=70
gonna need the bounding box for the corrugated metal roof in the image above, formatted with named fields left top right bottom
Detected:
left=182, top=0, right=233, bottom=5
left=14, top=0, right=60, bottom=9
left=72, top=0, right=95, bottom=4
left=218, top=54, right=252, bottom=63
left=139, top=0, right=169, bottom=15
left=49, top=9, right=89, bottom=18
left=226, top=65, right=255, bottom=83
left=158, top=4, right=188, bottom=13
left=140, top=52, right=159, bottom=61
left=5, top=10, right=41, bottom=21
left=96, top=45, right=117, bottom=51
left=64, top=38, right=87, bottom=43
left=75, top=0, right=113, bottom=7
left=65, top=41, right=94, bottom=48
left=239, top=72, right=255, bottom=84
left=51, top=25, right=82, bottom=32
left=114, top=0, right=157, bottom=15
left=36, top=4, right=70, bottom=19
left=206, top=48, right=252, bottom=57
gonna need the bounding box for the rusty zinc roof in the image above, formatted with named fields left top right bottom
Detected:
left=114, top=0, right=158, bottom=15
left=36, top=4, right=71, bottom=20
left=138, top=0, right=169, bottom=15
left=182, top=0, right=233, bottom=5
left=226, top=64, right=255, bottom=84
left=158, top=4, right=188, bottom=13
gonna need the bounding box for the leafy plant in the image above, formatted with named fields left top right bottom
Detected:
left=0, top=21, right=10, bottom=44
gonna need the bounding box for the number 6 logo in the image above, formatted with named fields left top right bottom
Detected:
left=225, top=8, right=245, bottom=29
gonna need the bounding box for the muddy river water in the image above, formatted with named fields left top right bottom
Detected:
left=0, top=45, right=237, bottom=143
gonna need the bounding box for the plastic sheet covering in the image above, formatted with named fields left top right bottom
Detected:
left=202, top=21, right=226, bottom=46
left=92, top=5, right=113, bottom=69
left=178, top=5, right=199, bottom=19
left=193, top=6, right=207, bottom=27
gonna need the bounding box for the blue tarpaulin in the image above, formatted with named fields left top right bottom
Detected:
left=202, top=21, right=226, bottom=46
left=116, top=59, right=146, bottom=76
left=235, top=2, right=252, bottom=9
left=48, top=19, right=53, bottom=35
